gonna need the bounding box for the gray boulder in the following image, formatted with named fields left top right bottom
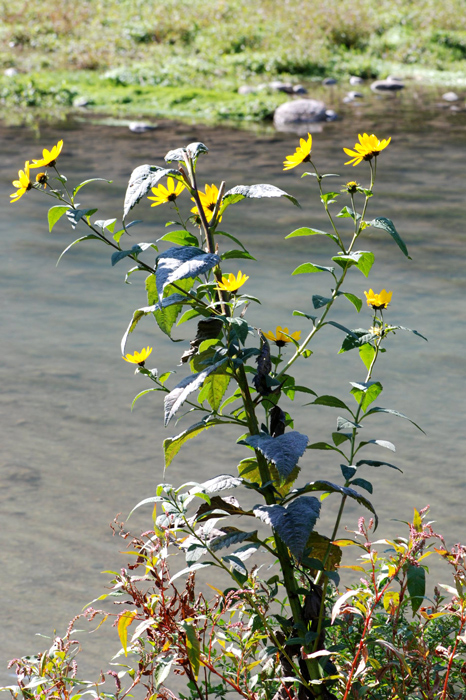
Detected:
left=274, top=99, right=329, bottom=130
left=322, top=77, right=337, bottom=86
left=371, top=77, right=404, bottom=93
left=442, top=91, right=459, bottom=102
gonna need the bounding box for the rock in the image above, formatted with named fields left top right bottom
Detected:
left=268, top=80, right=294, bottom=94
left=349, top=75, right=364, bottom=85
left=73, top=96, right=89, bottom=108
left=370, top=77, right=404, bottom=93
left=325, top=109, right=338, bottom=121
left=442, top=91, right=459, bottom=102
left=128, top=122, right=157, bottom=133
left=4, top=67, right=18, bottom=77
left=343, top=91, right=363, bottom=103
left=293, top=84, right=308, bottom=95
left=274, top=99, right=328, bottom=130
left=322, top=77, right=337, bottom=86
left=238, top=85, right=257, bottom=95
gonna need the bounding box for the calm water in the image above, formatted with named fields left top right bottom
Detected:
left=1, top=92, right=466, bottom=684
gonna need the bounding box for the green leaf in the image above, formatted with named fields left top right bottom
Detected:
left=308, top=442, right=346, bottom=457
left=350, top=381, right=383, bottom=411
left=286, top=227, right=338, bottom=244
left=302, top=172, right=340, bottom=179
left=349, top=477, right=373, bottom=494
left=364, top=406, right=425, bottom=433
left=147, top=275, right=194, bottom=340
left=292, top=262, right=335, bottom=275
left=359, top=343, right=376, bottom=370
left=387, top=325, right=428, bottom=342
left=355, top=458, right=402, bottom=472
left=117, top=611, right=137, bottom=657
left=73, top=178, right=112, bottom=197
left=165, top=141, right=208, bottom=163
left=407, top=565, right=426, bottom=615
left=320, top=192, right=340, bottom=205
left=312, top=395, right=351, bottom=411
left=164, top=359, right=227, bottom=425
left=123, top=164, right=180, bottom=220
left=293, top=310, right=317, bottom=323
left=56, top=235, right=100, bottom=265
left=48, top=205, right=70, bottom=232
left=181, top=622, right=200, bottom=679
left=111, top=242, right=157, bottom=266
left=221, top=249, right=256, bottom=261
left=312, top=295, right=332, bottom=309
left=163, top=420, right=219, bottom=468
left=65, top=207, right=98, bottom=229
left=369, top=216, right=411, bottom=259
left=221, top=183, right=300, bottom=215
left=214, top=230, right=250, bottom=253
left=332, top=432, right=350, bottom=446
left=338, top=292, right=362, bottom=312
left=285, top=480, right=378, bottom=528
left=198, top=372, right=231, bottom=411
left=177, top=308, right=201, bottom=326
left=157, top=230, right=199, bottom=247
left=332, top=251, right=374, bottom=277
left=337, top=206, right=360, bottom=220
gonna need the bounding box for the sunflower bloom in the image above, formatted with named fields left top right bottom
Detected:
left=10, top=161, right=33, bottom=203
left=342, top=180, right=359, bottom=193
left=30, top=140, right=64, bottom=169
left=191, top=183, right=222, bottom=223
left=263, top=326, right=302, bottom=348
left=283, top=133, right=312, bottom=171
left=217, top=271, right=249, bottom=293
left=343, top=133, right=391, bottom=166
left=36, top=172, right=48, bottom=188
left=365, top=289, right=392, bottom=310
left=147, top=178, right=185, bottom=207
left=122, top=346, right=153, bottom=365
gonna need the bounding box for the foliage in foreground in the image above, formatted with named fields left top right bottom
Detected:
left=4, top=129, right=466, bottom=698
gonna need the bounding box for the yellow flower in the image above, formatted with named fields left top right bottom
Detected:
left=283, top=133, right=312, bottom=170
left=10, top=161, right=33, bottom=203
left=35, top=172, right=48, bottom=188
left=343, top=133, right=391, bottom=166
left=263, top=326, right=302, bottom=348
left=122, top=346, right=153, bottom=365
left=217, top=271, right=249, bottom=293
left=30, top=140, right=64, bottom=169
left=147, top=177, right=185, bottom=207
left=342, top=180, right=359, bottom=193
left=191, top=183, right=222, bottom=223
left=364, top=289, right=392, bottom=310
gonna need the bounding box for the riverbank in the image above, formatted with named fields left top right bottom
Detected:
left=2, top=0, right=466, bottom=126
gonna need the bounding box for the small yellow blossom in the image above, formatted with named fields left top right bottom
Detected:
left=263, top=326, right=302, bottom=348
left=122, top=346, right=153, bottom=365
left=10, top=161, right=33, bottom=203
left=191, top=183, right=222, bottom=223
left=147, top=178, right=185, bottom=207
left=342, top=180, right=359, bottom=193
left=283, top=133, right=312, bottom=171
left=365, top=289, right=392, bottom=310
left=343, top=133, right=391, bottom=166
left=30, top=140, right=64, bottom=169
left=217, top=271, right=249, bottom=293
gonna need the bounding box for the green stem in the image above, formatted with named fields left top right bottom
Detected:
left=310, top=161, right=345, bottom=252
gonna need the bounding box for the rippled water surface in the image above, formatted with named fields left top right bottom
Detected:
left=1, top=93, right=466, bottom=684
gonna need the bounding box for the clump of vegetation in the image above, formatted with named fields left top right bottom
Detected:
left=1, top=0, right=466, bottom=125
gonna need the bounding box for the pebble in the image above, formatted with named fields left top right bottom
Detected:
left=370, top=77, right=404, bottom=93
left=322, top=77, right=337, bottom=86
left=442, top=91, right=459, bottom=102
left=349, top=76, right=364, bottom=85
left=73, top=96, right=89, bottom=108
left=128, top=122, right=158, bottom=133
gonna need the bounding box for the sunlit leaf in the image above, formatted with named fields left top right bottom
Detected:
left=123, top=164, right=179, bottom=219
left=117, top=610, right=138, bottom=657
left=48, top=205, right=70, bottom=232
left=164, top=359, right=227, bottom=425
left=156, top=246, right=220, bottom=301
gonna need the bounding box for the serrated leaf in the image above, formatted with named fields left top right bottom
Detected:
left=292, top=262, right=335, bottom=275
left=221, top=184, right=299, bottom=215
left=123, top=164, right=179, bottom=219
left=244, top=431, right=308, bottom=479
left=254, top=497, right=321, bottom=559
left=164, top=359, right=227, bottom=426
left=198, top=371, right=231, bottom=411
left=163, top=420, right=219, bottom=468
left=285, top=480, right=378, bottom=527
left=157, top=230, right=199, bottom=247
left=48, top=205, right=70, bottom=232
left=165, top=142, right=208, bottom=162
left=369, top=217, right=411, bottom=258
left=156, top=246, right=220, bottom=301
left=285, top=227, right=338, bottom=243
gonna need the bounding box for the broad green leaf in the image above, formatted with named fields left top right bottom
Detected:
left=198, top=371, right=231, bottom=411
left=165, top=141, right=208, bottom=162
left=338, top=291, right=362, bottom=312
left=364, top=406, right=425, bottom=433
left=359, top=342, right=376, bottom=370
left=181, top=622, right=200, bottom=679
left=284, top=480, right=378, bottom=528
left=292, top=262, right=335, bottom=275
left=177, top=308, right=201, bottom=326
left=164, top=359, right=227, bottom=425
left=350, top=381, right=383, bottom=411
left=337, top=206, right=360, bottom=220
left=118, top=610, right=137, bottom=657
left=244, top=431, right=308, bottom=480
left=123, top=164, right=180, bottom=219
left=355, top=458, right=402, bottom=472
left=254, top=497, right=321, bottom=559
left=293, top=310, right=317, bottom=323
left=147, top=275, right=193, bottom=341
left=111, top=242, right=157, bottom=267
left=320, top=192, right=340, bottom=205
left=286, top=227, right=338, bottom=244
left=73, top=178, right=111, bottom=197
left=65, top=207, right=98, bottom=229
left=163, top=420, right=219, bottom=468
left=48, top=205, right=70, bottom=232
left=221, top=184, right=300, bottom=215
left=333, top=432, right=351, bottom=446
left=215, top=230, right=250, bottom=253
left=56, top=235, right=100, bottom=265
left=339, top=329, right=376, bottom=353
left=407, top=564, right=426, bottom=615
left=369, top=216, right=411, bottom=258
left=221, top=249, right=256, bottom=261
left=349, top=477, right=373, bottom=494
left=312, top=294, right=332, bottom=309
left=157, top=230, right=199, bottom=247
left=332, top=251, right=374, bottom=277
left=156, top=246, right=219, bottom=301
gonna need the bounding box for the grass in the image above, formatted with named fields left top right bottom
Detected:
left=1, top=0, right=466, bottom=125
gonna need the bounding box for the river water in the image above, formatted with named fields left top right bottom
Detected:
left=1, top=91, right=466, bottom=686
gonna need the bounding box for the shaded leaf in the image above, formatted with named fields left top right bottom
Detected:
left=244, top=431, right=308, bottom=479
left=312, top=294, right=332, bottom=309
left=407, top=565, right=425, bottom=615
left=66, top=207, right=97, bottom=230
left=165, top=142, right=208, bottom=162
left=356, top=458, right=402, bottom=472
left=111, top=242, right=157, bottom=266
left=163, top=420, right=219, bottom=468
left=312, top=395, right=351, bottom=411
left=285, top=480, right=378, bottom=527
left=369, top=216, right=411, bottom=258
left=332, top=251, right=374, bottom=277
left=364, top=406, right=425, bottom=433
left=164, top=359, right=227, bottom=425
left=56, top=235, right=100, bottom=265
left=254, top=497, right=321, bottom=559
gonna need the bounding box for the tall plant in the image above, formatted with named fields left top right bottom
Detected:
left=5, top=131, right=435, bottom=699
